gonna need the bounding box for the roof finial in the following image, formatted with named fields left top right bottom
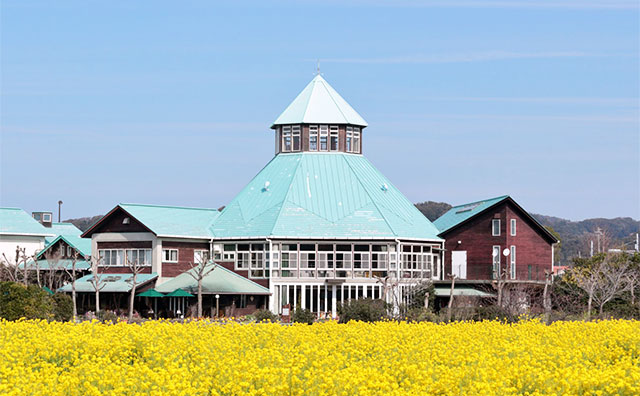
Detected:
left=315, top=59, right=322, bottom=76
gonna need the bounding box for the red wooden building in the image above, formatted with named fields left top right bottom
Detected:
left=433, top=196, right=558, bottom=282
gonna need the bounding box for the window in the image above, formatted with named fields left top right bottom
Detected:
left=510, top=246, right=516, bottom=279
left=309, top=125, right=318, bottom=151
left=346, top=126, right=353, bottom=152
left=510, top=219, right=516, bottom=236
left=42, top=213, right=51, bottom=222
left=492, top=246, right=501, bottom=279
left=281, top=252, right=298, bottom=278
left=126, top=249, right=152, bottom=266
left=330, top=126, right=339, bottom=151
left=282, top=126, right=292, bottom=152
left=66, top=246, right=73, bottom=257
left=98, top=249, right=126, bottom=266
left=320, top=125, right=328, bottom=151
left=162, top=249, right=178, bottom=262
left=492, top=219, right=501, bottom=236
left=353, top=127, right=360, bottom=153
left=292, top=125, right=301, bottom=151
left=194, top=250, right=209, bottom=264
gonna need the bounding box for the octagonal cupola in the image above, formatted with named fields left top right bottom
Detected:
left=271, top=75, right=368, bottom=155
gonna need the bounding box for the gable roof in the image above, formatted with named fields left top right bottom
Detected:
left=46, top=222, right=82, bottom=244
left=433, top=195, right=559, bottom=243
left=210, top=153, right=442, bottom=241
left=0, top=208, right=55, bottom=237
left=82, top=204, right=220, bottom=239
left=37, top=235, right=92, bottom=258
left=155, top=263, right=270, bottom=295
left=272, top=75, right=368, bottom=128
left=59, top=273, right=158, bottom=293
left=433, top=196, right=509, bottom=234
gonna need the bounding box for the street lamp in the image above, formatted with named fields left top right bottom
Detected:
left=215, top=294, right=220, bottom=318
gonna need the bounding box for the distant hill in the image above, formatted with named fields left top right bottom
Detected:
left=63, top=215, right=103, bottom=232
left=415, top=201, right=639, bottom=264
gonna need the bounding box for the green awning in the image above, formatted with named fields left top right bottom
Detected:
left=137, top=289, right=164, bottom=298
left=165, top=289, right=193, bottom=297
left=434, top=286, right=495, bottom=298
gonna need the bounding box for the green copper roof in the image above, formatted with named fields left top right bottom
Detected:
left=272, top=75, right=368, bottom=127
left=46, top=223, right=82, bottom=244
left=210, top=153, right=442, bottom=240
left=137, top=289, right=165, bottom=297
left=434, top=286, right=496, bottom=297
left=433, top=195, right=509, bottom=234
left=119, top=204, right=220, bottom=238
left=156, top=263, right=270, bottom=295
left=38, top=235, right=92, bottom=259
left=21, top=258, right=91, bottom=271
left=0, top=208, right=55, bottom=237
left=59, top=273, right=158, bottom=293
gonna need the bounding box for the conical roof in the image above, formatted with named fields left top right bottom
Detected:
left=271, top=75, right=368, bottom=128
left=210, top=153, right=441, bottom=241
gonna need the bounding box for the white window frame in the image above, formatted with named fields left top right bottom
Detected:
left=330, top=126, right=339, bottom=151
left=292, top=125, right=301, bottom=151
left=353, top=127, right=360, bottom=153
left=510, top=246, right=516, bottom=279
left=492, top=245, right=501, bottom=278
left=309, top=125, right=318, bottom=151
left=346, top=126, right=353, bottom=153
left=162, top=249, right=178, bottom=263
left=98, top=249, right=125, bottom=267
left=492, top=219, right=501, bottom=236
left=510, top=219, right=516, bottom=236
left=282, top=126, right=292, bottom=152
left=319, top=125, right=329, bottom=151
left=42, top=213, right=51, bottom=222
left=194, top=249, right=209, bottom=264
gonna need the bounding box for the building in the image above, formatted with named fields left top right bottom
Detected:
left=0, top=208, right=55, bottom=264
left=77, top=75, right=445, bottom=317
left=433, top=195, right=559, bottom=282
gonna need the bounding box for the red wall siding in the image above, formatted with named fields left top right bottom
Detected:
left=161, top=241, right=209, bottom=277
left=442, top=201, right=552, bottom=281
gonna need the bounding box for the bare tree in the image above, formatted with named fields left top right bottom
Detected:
left=447, top=273, right=457, bottom=323
left=125, top=254, right=146, bottom=322
left=186, top=253, right=216, bottom=318
left=543, top=270, right=552, bottom=323
left=493, top=268, right=508, bottom=307
left=43, top=246, right=65, bottom=291
left=87, top=255, right=106, bottom=313
left=573, top=254, right=631, bottom=319
left=62, top=251, right=80, bottom=321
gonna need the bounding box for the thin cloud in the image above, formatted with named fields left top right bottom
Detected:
left=321, top=51, right=604, bottom=64
left=414, top=97, right=640, bottom=106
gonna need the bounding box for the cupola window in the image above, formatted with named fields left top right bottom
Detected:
left=320, top=125, right=329, bottom=151
left=282, top=126, right=292, bottom=152
left=330, top=126, right=339, bottom=151
left=309, top=125, right=318, bottom=151
left=346, top=126, right=353, bottom=152
left=292, top=125, right=301, bottom=151
left=353, top=127, right=361, bottom=153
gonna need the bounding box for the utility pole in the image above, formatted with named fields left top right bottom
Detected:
left=58, top=200, right=63, bottom=222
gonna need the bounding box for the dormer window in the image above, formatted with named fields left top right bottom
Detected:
left=42, top=213, right=51, bottom=222
left=309, top=125, right=318, bottom=151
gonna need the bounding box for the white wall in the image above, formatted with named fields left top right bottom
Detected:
left=0, top=235, right=46, bottom=264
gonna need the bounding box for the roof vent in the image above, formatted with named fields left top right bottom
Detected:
left=381, top=183, right=388, bottom=192
left=262, top=181, right=270, bottom=192
left=122, top=217, right=130, bottom=225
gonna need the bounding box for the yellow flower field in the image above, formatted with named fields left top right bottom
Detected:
left=0, top=320, right=638, bottom=396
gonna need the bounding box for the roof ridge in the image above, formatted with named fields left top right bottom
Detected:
left=319, top=77, right=349, bottom=124
left=120, top=203, right=218, bottom=212
left=269, top=154, right=305, bottom=237
left=299, top=77, right=318, bottom=123
left=0, top=207, right=23, bottom=210
left=341, top=154, right=398, bottom=237
left=451, top=195, right=509, bottom=208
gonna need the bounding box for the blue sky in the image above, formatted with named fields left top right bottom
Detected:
left=1, top=0, right=638, bottom=221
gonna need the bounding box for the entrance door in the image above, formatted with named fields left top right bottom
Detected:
left=451, top=251, right=467, bottom=279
